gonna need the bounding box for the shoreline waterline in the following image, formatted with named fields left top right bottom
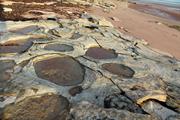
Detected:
left=128, top=1, right=180, bottom=21
left=129, top=0, right=180, bottom=10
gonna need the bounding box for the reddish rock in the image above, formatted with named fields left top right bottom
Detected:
left=85, top=47, right=117, bottom=59
left=33, top=56, right=85, bottom=86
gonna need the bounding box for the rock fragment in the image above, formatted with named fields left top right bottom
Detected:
left=3, top=7, right=12, bottom=12
left=166, top=83, right=180, bottom=112
left=110, top=17, right=120, bottom=21
left=0, top=39, right=33, bottom=54
left=69, top=86, right=83, bottom=96
left=98, top=18, right=113, bottom=27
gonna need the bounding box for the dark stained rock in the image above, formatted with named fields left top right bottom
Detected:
left=44, top=44, right=74, bottom=52
left=2, top=93, right=70, bottom=120
left=0, top=60, right=16, bottom=82
left=85, top=47, right=117, bottom=59
left=69, top=86, right=83, bottom=96
left=104, top=93, right=145, bottom=114
left=33, top=56, right=85, bottom=86
left=10, top=25, right=40, bottom=34
left=102, top=63, right=135, bottom=78
left=0, top=39, right=33, bottom=54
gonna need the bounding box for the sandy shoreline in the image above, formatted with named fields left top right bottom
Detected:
left=129, top=2, right=180, bottom=21
left=90, top=1, right=180, bottom=60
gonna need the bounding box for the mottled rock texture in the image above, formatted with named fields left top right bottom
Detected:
left=0, top=14, right=179, bottom=120
left=2, top=93, right=70, bottom=120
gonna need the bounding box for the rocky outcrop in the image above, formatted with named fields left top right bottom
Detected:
left=2, top=93, right=70, bottom=120
left=0, top=0, right=127, bottom=21
left=0, top=14, right=179, bottom=120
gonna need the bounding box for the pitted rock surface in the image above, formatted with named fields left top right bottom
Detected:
left=104, top=93, right=144, bottom=113
left=68, top=101, right=158, bottom=120
left=0, top=14, right=179, bottom=120
left=33, top=56, right=85, bottom=86
left=2, top=93, right=70, bottom=120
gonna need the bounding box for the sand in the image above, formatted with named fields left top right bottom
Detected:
left=89, top=2, right=180, bottom=60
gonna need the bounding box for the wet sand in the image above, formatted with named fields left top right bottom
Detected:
left=90, top=1, right=180, bottom=59
left=129, top=2, right=180, bottom=21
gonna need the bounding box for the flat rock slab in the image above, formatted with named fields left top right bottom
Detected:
left=0, top=39, right=33, bottom=54
left=2, top=93, right=70, bottom=120
left=85, top=47, right=118, bottom=59
left=33, top=56, right=85, bottom=86
left=9, top=25, right=40, bottom=35
left=44, top=43, right=74, bottom=52
left=68, top=101, right=158, bottom=120
left=102, top=63, right=135, bottom=78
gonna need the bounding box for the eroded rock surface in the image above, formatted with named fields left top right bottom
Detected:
left=2, top=93, right=70, bottom=120
left=68, top=101, right=157, bottom=120
left=0, top=14, right=179, bottom=120
left=33, top=56, right=85, bottom=86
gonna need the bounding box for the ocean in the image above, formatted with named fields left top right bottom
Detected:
left=129, top=0, right=180, bottom=9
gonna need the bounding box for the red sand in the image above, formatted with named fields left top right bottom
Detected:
left=89, top=2, right=180, bottom=60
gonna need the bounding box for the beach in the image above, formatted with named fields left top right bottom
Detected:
left=89, top=0, right=180, bottom=59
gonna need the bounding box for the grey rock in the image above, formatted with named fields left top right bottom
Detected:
left=102, top=63, right=135, bottom=78
left=33, top=55, right=85, bottom=86
left=44, top=43, right=74, bottom=52
left=68, top=101, right=158, bottom=120
left=142, top=101, right=177, bottom=120
left=104, top=93, right=145, bottom=113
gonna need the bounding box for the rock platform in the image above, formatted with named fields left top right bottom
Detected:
left=0, top=0, right=179, bottom=120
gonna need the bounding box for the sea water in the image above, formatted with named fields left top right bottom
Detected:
left=130, top=0, right=180, bottom=9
